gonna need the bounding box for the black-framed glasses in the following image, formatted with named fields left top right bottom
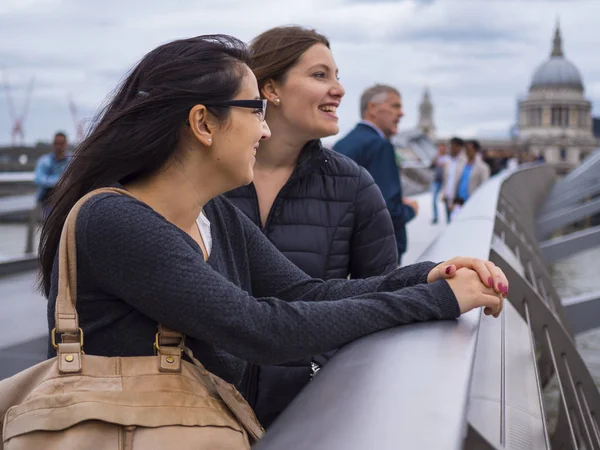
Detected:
left=205, top=99, right=267, bottom=121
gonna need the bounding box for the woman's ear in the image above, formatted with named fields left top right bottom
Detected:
left=188, top=105, right=214, bottom=146
left=261, top=80, right=280, bottom=106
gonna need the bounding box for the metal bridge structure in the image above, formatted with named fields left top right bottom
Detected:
left=256, top=156, right=600, bottom=450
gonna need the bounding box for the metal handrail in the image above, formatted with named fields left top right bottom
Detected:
left=494, top=165, right=600, bottom=449
left=256, top=162, right=600, bottom=449
left=256, top=168, right=540, bottom=449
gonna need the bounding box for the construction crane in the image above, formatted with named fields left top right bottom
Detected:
left=67, top=94, right=85, bottom=143
left=2, top=69, right=35, bottom=146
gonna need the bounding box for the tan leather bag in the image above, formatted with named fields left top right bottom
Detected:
left=0, top=188, right=264, bottom=450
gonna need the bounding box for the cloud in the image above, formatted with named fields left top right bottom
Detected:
left=0, top=0, right=598, bottom=146
left=345, top=0, right=435, bottom=4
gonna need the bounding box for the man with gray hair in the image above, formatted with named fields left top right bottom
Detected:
left=334, top=84, right=418, bottom=265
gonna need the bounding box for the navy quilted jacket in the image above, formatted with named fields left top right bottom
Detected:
left=225, top=140, right=397, bottom=427
left=334, top=123, right=417, bottom=255
left=225, top=140, right=397, bottom=279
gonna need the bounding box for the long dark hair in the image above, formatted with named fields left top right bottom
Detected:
left=39, top=35, right=251, bottom=295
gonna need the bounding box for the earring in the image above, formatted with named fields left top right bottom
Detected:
left=274, top=98, right=280, bottom=105
left=208, top=138, right=212, bottom=143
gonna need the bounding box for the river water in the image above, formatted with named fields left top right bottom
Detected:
left=543, top=246, right=600, bottom=430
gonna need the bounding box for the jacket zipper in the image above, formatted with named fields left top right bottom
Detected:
left=243, top=146, right=324, bottom=407
left=244, top=170, right=300, bottom=408
left=248, top=170, right=303, bottom=232
left=245, top=183, right=285, bottom=407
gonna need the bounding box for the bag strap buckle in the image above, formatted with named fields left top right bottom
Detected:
left=153, top=330, right=185, bottom=354
left=51, top=327, right=85, bottom=354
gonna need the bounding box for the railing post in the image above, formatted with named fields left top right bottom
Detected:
left=24, top=203, right=40, bottom=254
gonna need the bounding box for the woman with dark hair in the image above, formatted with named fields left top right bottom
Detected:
left=40, top=34, right=507, bottom=431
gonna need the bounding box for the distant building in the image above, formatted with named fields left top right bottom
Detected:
left=399, top=22, right=600, bottom=174
left=517, top=22, right=598, bottom=172
left=393, top=129, right=438, bottom=167
left=417, top=88, right=436, bottom=141
left=391, top=88, right=439, bottom=170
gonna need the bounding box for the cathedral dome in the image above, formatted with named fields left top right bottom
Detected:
left=529, top=23, right=584, bottom=91
left=531, top=58, right=583, bottom=90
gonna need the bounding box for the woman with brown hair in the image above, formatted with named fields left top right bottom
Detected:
left=226, top=26, right=394, bottom=282
left=226, top=26, right=390, bottom=426
left=223, top=26, right=494, bottom=427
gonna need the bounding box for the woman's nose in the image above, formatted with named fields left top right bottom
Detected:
left=332, top=84, right=345, bottom=99
left=261, top=119, right=271, bottom=140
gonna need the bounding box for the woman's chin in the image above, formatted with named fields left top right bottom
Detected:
left=242, top=169, right=255, bottom=186
left=312, top=124, right=340, bottom=140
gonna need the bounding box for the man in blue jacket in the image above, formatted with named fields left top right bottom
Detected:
left=34, top=131, right=71, bottom=217
left=334, top=84, right=418, bottom=265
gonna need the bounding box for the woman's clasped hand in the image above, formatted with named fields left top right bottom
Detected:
left=427, top=257, right=508, bottom=318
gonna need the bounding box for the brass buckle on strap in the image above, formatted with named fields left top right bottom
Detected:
left=154, top=332, right=161, bottom=354
left=51, top=327, right=85, bottom=353
left=154, top=332, right=184, bottom=355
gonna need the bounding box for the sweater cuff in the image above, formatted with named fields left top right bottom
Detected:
left=429, top=279, right=461, bottom=319
left=417, top=261, right=438, bottom=284
left=376, top=261, right=438, bottom=292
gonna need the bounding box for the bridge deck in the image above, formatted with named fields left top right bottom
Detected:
left=0, top=172, right=35, bottom=183
left=0, top=194, right=35, bottom=216
left=403, top=191, right=446, bottom=265
left=0, top=271, right=47, bottom=379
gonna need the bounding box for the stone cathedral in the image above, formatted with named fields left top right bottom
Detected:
left=414, top=23, right=598, bottom=172
left=517, top=23, right=597, bottom=169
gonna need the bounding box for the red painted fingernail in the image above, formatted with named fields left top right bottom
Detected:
left=488, top=277, right=493, bottom=287
left=499, top=283, right=508, bottom=295
left=445, top=266, right=451, bottom=275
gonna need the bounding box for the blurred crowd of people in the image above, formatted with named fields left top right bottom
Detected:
left=430, top=138, right=492, bottom=224
left=429, top=139, right=544, bottom=223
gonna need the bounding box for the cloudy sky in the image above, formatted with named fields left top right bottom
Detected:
left=0, top=0, right=598, bottom=147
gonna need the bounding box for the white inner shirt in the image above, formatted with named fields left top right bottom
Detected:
left=196, top=211, right=212, bottom=257
left=445, top=157, right=460, bottom=199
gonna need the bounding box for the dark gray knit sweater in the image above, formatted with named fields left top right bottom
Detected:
left=47, top=193, right=460, bottom=395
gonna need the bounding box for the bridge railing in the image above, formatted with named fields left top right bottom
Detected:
left=0, top=171, right=38, bottom=259
left=0, top=193, right=38, bottom=275
left=255, top=164, right=600, bottom=450
left=493, top=165, right=600, bottom=449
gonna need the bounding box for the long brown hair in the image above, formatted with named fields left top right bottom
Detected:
left=38, top=35, right=251, bottom=295
left=249, top=26, right=330, bottom=92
